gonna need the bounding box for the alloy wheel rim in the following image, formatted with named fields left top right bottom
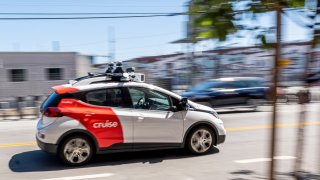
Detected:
left=191, top=129, right=212, bottom=153
left=64, top=138, right=90, bottom=164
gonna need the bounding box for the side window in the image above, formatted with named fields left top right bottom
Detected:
left=85, top=88, right=131, bottom=108
left=85, top=89, right=106, bottom=106
left=207, top=82, right=222, bottom=90
left=245, top=80, right=261, bottom=87
left=128, top=87, right=171, bottom=111
left=215, top=82, right=233, bottom=89
left=128, top=88, right=145, bottom=108
left=148, top=90, right=171, bottom=111
left=231, top=81, right=247, bottom=88
left=217, top=81, right=246, bottom=89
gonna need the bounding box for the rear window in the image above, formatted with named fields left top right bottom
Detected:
left=40, top=92, right=61, bottom=112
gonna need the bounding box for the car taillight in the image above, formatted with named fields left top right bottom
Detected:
left=44, top=107, right=63, bottom=117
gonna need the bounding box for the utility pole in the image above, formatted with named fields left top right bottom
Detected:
left=108, top=26, right=115, bottom=62
left=294, top=1, right=320, bottom=178
left=269, top=1, right=282, bottom=179
left=306, top=0, right=320, bottom=172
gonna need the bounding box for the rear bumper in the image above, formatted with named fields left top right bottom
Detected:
left=217, top=134, right=226, bottom=145
left=36, top=137, right=58, bottom=154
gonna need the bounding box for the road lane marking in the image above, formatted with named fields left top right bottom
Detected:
left=40, top=173, right=114, bottom=180
left=234, top=156, right=296, bottom=164
left=226, top=121, right=320, bottom=132
left=1, top=121, right=319, bottom=149
left=0, top=141, right=36, bottom=148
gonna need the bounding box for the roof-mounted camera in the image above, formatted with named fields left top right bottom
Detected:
left=70, top=62, right=145, bottom=86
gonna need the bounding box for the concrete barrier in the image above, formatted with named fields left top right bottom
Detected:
left=21, top=107, right=39, bottom=119
left=0, top=107, right=39, bottom=120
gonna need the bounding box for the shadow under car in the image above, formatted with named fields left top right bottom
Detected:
left=9, top=147, right=220, bottom=172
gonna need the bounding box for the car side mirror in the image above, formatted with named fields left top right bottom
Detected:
left=170, top=106, right=178, bottom=112
left=180, top=97, right=188, bottom=110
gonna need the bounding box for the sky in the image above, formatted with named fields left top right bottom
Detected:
left=0, top=0, right=312, bottom=63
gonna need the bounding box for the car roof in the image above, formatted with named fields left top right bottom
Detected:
left=209, top=77, right=265, bottom=82
left=52, top=82, right=183, bottom=100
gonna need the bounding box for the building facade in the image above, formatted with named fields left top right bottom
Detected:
left=122, top=42, right=320, bottom=90
left=0, top=52, right=93, bottom=101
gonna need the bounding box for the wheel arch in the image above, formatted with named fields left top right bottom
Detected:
left=183, top=121, right=219, bottom=146
left=56, top=129, right=99, bottom=154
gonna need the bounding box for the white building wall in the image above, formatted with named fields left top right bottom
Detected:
left=75, top=55, right=93, bottom=77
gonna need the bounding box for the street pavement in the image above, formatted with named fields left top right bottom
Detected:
left=0, top=103, right=320, bottom=180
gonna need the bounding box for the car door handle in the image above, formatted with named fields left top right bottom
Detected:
left=137, top=114, right=144, bottom=122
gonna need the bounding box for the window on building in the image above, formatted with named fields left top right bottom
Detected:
left=8, top=69, right=27, bottom=82
left=46, top=68, right=63, bottom=80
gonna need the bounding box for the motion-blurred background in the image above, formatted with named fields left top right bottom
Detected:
left=0, top=0, right=320, bottom=179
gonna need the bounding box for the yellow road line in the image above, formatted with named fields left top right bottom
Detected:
left=0, top=121, right=320, bottom=148
left=0, top=141, right=36, bottom=148
left=226, top=121, right=320, bottom=132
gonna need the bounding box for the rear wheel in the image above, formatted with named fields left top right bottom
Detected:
left=59, top=136, right=93, bottom=166
left=186, top=126, right=215, bottom=155
left=246, top=98, right=258, bottom=111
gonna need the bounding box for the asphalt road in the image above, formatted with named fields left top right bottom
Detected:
left=0, top=103, right=320, bottom=180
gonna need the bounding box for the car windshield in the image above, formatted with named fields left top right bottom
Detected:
left=189, top=81, right=222, bottom=92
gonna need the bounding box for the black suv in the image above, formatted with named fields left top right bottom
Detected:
left=181, top=77, right=269, bottom=110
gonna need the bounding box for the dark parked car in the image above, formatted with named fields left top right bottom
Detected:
left=181, top=77, right=269, bottom=110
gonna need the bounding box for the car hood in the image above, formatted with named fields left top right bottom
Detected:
left=188, top=100, right=215, bottom=112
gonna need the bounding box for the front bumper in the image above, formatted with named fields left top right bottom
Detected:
left=217, top=134, right=226, bottom=145
left=36, top=137, right=58, bottom=154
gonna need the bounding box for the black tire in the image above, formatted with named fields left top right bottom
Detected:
left=246, top=98, right=258, bottom=111
left=59, top=135, right=94, bottom=166
left=186, top=126, right=215, bottom=155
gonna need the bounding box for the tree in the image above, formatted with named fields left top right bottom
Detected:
left=189, top=0, right=306, bottom=45
left=188, top=1, right=314, bottom=179
left=188, top=0, right=237, bottom=42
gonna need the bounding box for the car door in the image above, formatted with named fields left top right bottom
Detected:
left=81, top=87, right=133, bottom=149
left=212, top=81, right=245, bottom=107
left=127, top=87, right=184, bottom=147
left=244, top=80, right=266, bottom=97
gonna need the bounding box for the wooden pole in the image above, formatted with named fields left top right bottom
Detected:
left=269, top=2, right=282, bottom=179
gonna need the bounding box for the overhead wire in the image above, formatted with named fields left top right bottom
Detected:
left=0, top=13, right=186, bottom=20
left=0, top=12, right=183, bottom=15
left=0, top=3, right=180, bottom=8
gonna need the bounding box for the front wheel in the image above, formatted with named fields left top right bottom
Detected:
left=59, top=136, right=94, bottom=166
left=186, top=127, right=215, bottom=155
